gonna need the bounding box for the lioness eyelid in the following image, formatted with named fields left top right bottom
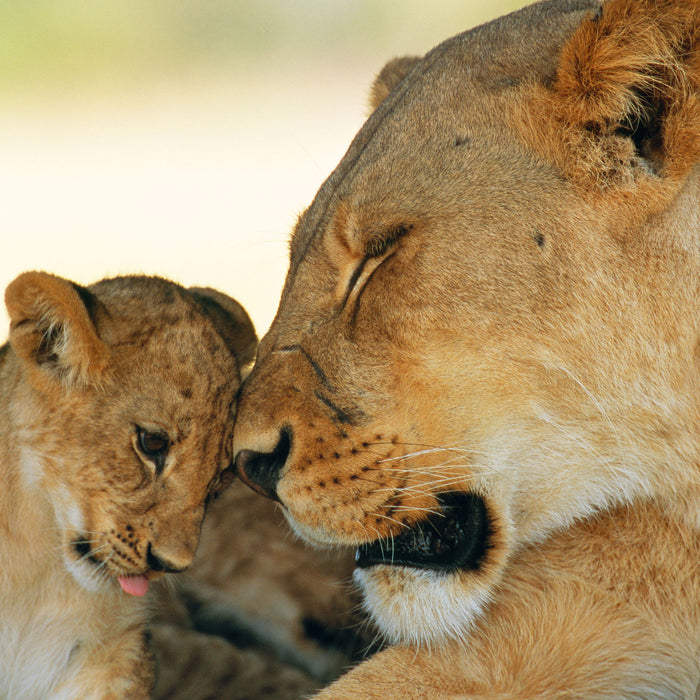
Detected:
left=346, top=257, right=369, bottom=298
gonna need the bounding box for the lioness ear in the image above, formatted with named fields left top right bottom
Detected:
left=5, top=271, right=108, bottom=388
left=530, top=0, right=700, bottom=188
left=188, top=287, right=258, bottom=368
left=368, top=55, right=422, bottom=112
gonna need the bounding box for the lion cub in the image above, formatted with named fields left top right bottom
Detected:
left=0, top=271, right=255, bottom=699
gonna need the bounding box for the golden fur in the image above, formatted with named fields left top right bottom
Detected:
left=232, top=0, right=700, bottom=694
left=316, top=503, right=700, bottom=699
left=150, top=480, right=366, bottom=699
left=0, top=271, right=255, bottom=698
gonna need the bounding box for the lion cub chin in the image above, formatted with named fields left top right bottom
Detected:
left=0, top=271, right=255, bottom=699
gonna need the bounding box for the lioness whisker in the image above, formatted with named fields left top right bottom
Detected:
left=383, top=475, right=481, bottom=493
left=372, top=440, right=467, bottom=451
left=380, top=448, right=494, bottom=464
left=536, top=412, right=627, bottom=476
left=378, top=447, right=454, bottom=463
left=394, top=468, right=486, bottom=480
left=368, top=524, right=386, bottom=558
left=389, top=505, right=443, bottom=517
left=391, top=460, right=500, bottom=475
left=554, top=364, right=622, bottom=438
left=373, top=512, right=411, bottom=531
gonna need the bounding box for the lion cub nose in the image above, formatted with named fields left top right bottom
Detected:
left=234, top=427, right=291, bottom=502
left=146, top=543, right=192, bottom=574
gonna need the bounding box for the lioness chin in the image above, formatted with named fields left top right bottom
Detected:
left=0, top=271, right=255, bottom=698
left=232, top=0, right=700, bottom=693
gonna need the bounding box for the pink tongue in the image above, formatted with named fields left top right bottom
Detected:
left=117, top=575, right=149, bottom=597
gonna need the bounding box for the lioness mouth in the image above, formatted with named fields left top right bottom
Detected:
left=355, top=492, right=491, bottom=572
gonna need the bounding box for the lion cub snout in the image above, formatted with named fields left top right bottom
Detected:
left=146, top=543, right=191, bottom=574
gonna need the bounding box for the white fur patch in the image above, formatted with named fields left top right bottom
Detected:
left=63, top=555, right=113, bottom=594
left=17, top=445, right=43, bottom=488
left=0, top=608, right=79, bottom=698
left=354, top=565, right=491, bottom=647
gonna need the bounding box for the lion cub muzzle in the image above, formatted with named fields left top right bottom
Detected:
left=69, top=518, right=199, bottom=596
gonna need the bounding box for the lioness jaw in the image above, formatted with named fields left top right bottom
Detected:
left=234, top=0, right=700, bottom=646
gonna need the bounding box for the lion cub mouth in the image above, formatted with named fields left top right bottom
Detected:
left=355, top=493, right=491, bottom=572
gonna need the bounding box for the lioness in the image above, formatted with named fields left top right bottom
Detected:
left=0, top=271, right=255, bottom=698
left=233, top=0, right=700, bottom=693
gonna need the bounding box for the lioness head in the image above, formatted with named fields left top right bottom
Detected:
left=5, top=272, right=256, bottom=596
left=234, top=0, right=700, bottom=645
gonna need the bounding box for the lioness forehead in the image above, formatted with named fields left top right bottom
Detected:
left=289, top=0, right=599, bottom=269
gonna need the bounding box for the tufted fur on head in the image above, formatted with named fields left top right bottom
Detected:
left=523, top=0, right=700, bottom=192
left=368, top=56, right=422, bottom=112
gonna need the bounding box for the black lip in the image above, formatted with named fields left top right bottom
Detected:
left=73, top=538, right=102, bottom=567
left=354, top=492, right=491, bottom=572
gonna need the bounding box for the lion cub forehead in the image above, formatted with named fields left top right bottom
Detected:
left=73, top=277, right=244, bottom=399
left=89, top=276, right=193, bottom=323
left=88, top=278, right=224, bottom=347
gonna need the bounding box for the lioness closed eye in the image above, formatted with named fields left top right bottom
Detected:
left=232, top=0, right=700, bottom=692
left=0, top=271, right=255, bottom=699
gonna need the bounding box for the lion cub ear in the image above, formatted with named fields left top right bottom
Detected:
left=368, top=55, right=422, bottom=112
left=5, top=271, right=108, bottom=388
left=529, top=0, right=700, bottom=189
left=188, top=287, right=258, bottom=368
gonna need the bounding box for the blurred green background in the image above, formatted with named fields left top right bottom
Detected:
left=0, top=0, right=527, bottom=337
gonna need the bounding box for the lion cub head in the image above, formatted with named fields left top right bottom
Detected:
left=4, top=271, right=255, bottom=595
left=233, top=0, right=700, bottom=646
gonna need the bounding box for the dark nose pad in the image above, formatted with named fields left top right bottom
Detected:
left=234, top=427, right=291, bottom=502
left=147, top=544, right=189, bottom=574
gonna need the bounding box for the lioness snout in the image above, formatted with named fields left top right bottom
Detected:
left=234, top=427, right=291, bottom=502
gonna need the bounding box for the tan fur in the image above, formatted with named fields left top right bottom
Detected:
left=151, top=621, right=320, bottom=700
left=232, top=0, right=700, bottom=694
left=368, top=56, right=421, bottom=112
left=150, top=480, right=370, bottom=698
left=0, top=271, right=254, bottom=698
left=317, top=504, right=700, bottom=698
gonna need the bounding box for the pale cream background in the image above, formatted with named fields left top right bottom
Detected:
left=0, top=1, right=526, bottom=341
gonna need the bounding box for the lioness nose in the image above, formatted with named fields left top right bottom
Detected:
left=234, top=427, right=291, bottom=502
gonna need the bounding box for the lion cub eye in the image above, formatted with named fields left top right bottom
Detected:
left=136, top=427, right=170, bottom=474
